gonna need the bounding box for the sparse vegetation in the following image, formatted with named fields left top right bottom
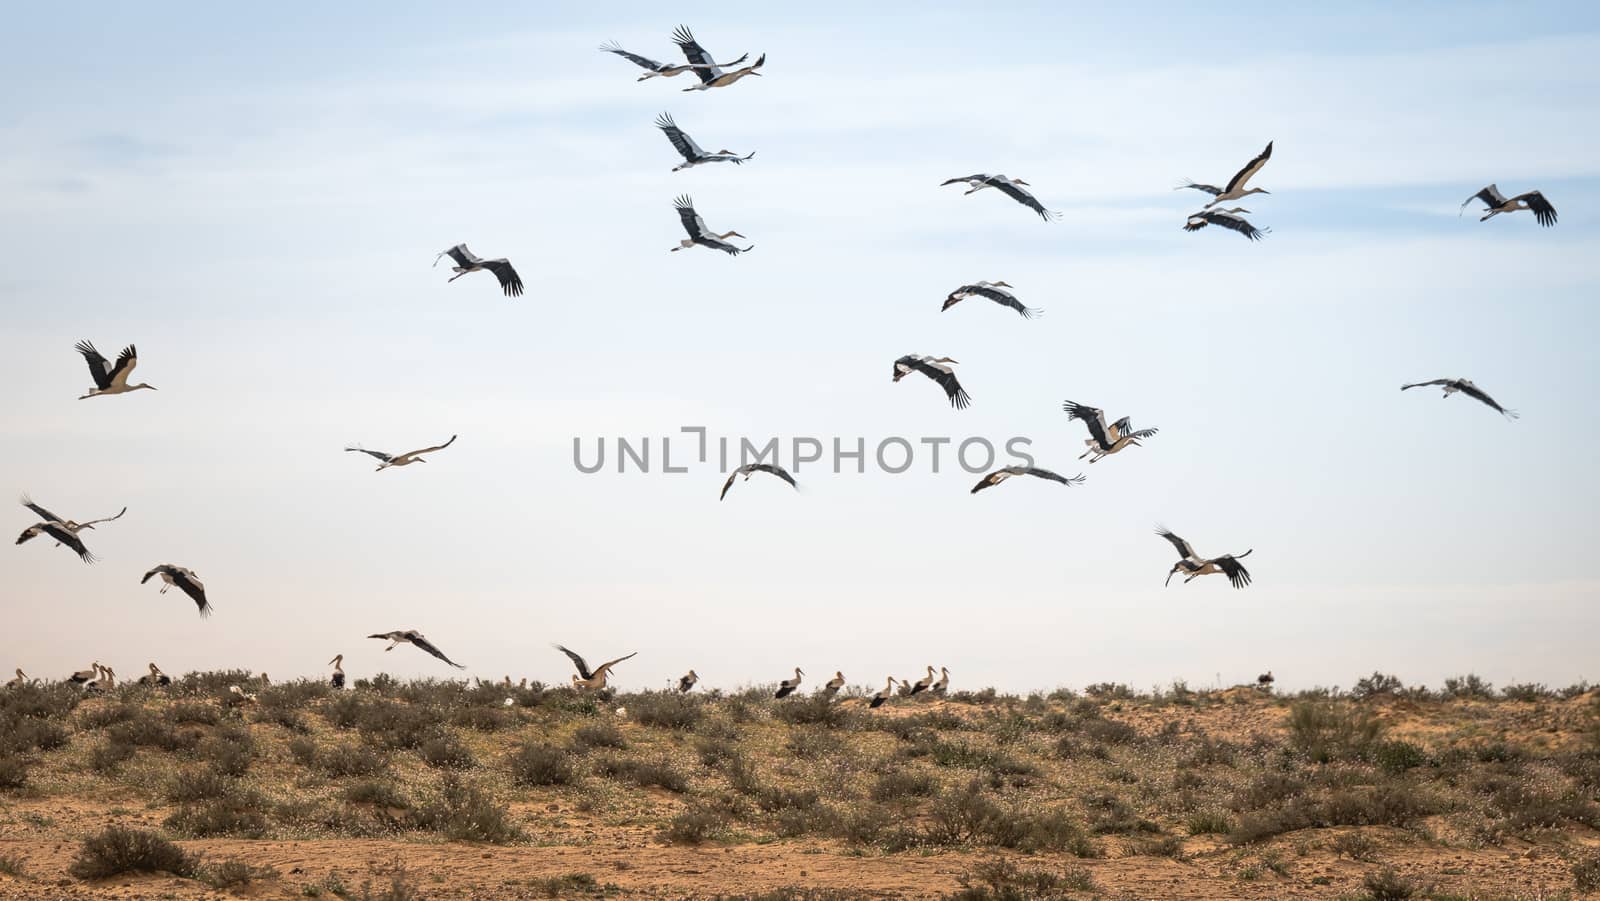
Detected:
left=69, top=826, right=197, bottom=880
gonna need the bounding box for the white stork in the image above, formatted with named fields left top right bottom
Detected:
left=84, top=665, right=116, bottom=693
left=720, top=463, right=797, bottom=501
left=821, top=671, right=845, bottom=699
left=1177, top=141, right=1273, bottom=207
left=970, top=467, right=1085, bottom=494
left=15, top=521, right=95, bottom=563
left=677, top=669, right=699, bottom=693
left=1461, top=184, right=1556, bottom=227
left=345, top=435, right=457, bottom=471
left=942, top=281, right=1041, bottom=319
left=599, top=38, right=747, bottom=81
left=554, top=644, right=637, bottom=691
left=931, top=667, right=949, bottom=696
left=674, top=27, right=764, bottom=91
left=68, top=662, right=100, bottom=685
left=942, top=174, right=1059, bottom=220
left=869, top=677, right=895, bottom=709
left=433, top=244, right=523, bottom=297
left=18, top=497, right=126, bottom=536
left=893, top=355, right=971, bottom=409
left=7, top=669, right=27, bottom=688
left=137, top=663, right=172, bottom=687
left=774, top=667, right=804, bottom=699
left=142, top=564, right=212, bottom=617
left=1156, top=527, right=1253, bottom=589
left=671, top=195, right=752, bottom=255
left=1063, top=401, right=1159, bottom=463
left=910, top=666, right=936, bottom=695
left=1183, top=207, right=1269, bottom=241
left=329, top=655, right=346, bottom=689
left=1401, top=378, right=1517, bottom=419
left=1257, top=671, right=1274, bottom=689
left=896, top=678, right=915, bottom=697
left=75, top=341, right=156, bottom=400
left=368, top=630, right=465, bottom=668
left=657, top=113, right=754, bottom=171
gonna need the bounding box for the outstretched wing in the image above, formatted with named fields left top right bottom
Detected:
left=43, top=523, right=94, bottom=563
left=694, top=235, right=749, bottom=256
left=554, top=644, right=594, bottom=680
left=20, top=496, right=65, bottom=525
left=656, top=113, right=705, bottom=162
left=1223, top=141, right=1273, bottom=194
left=75, top=341, right=113, bottom=390
left=672, top=25, right=722, bottom=84
left=598, top=41, right=663, bottom=72
left=1063, top=401, right=1112, bottom=451
left=1455, top=382, right=1518, bottom=419
left=751, top=464, right=797, bottom=489
left=1462, top=184, right=1507, bottom=212
left=407, top=632, right=464, bottom=668
left=718, top=470, right=740, bottom=501
left=1400, top=379, right=1453, bottom=391
left=445, top=244, right=481, bottom=269
left=1175, top=180, right=1223, bottom=196
left=482, top=260, right=523, bottom=298
left=78, top=507, right=128, bottom=528
left=173, top=569, right=211, bottom=617
left=409, top=435, right=458, bottom=457
left=1202, top=211, right=1268, bottom=241
left=594, top=651, right=638, bottom=678
left=1155, top=527, right=1197, bottom=561
left=990, top=178, right=1059, bottom=221
left=1511, top=191, right=1557, bottom=227
left=909, top=360, right=970, bottom=409
left=345, top=446, right=394, bottom=463
left=1026, top=468, right=1085, bottom=487
left=674, top=194, right=707, bottom=239
left=1214, top=554, right=1253, bottom=589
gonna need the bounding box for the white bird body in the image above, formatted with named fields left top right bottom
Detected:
left=671, top=195, right=752, bottom=255
left=673, top=28, right=764, bottom=92
left=893, top=355, right=971, bottom=409
left=7, top=669, right=27, bottom=688
left=142, top=564, right=211, bottom=617
left=910, top=666, right=935, bottom=695
left=555, top=644, right=637, bottom=690
left=931, top=667, right=949, bottom=696
left=599, top=35, right=748, bottom=81
left=1157, top=528, right=1253, bottom=589
left=1462, top=184, right=1556, bottom=226
left=75, top=341, right=156, bottom=399
left=329, top=654, right=345, bottom=689
left=657, top=113, right=753, bottom=171
left=774, top=667, right=804, bottom=699
left=368, top=630, right=465, bottom=668
left=869, top=677, right=895, bottom=709
left=346, top=435, right=457, bottom=471
left=1177, top=141, right=1273, bottom=207
left=433, top=245, right=523, bottom=297
left=137, top=663, right=171, bottom=687
left=942, top=174, right=1058, bottom=220
left=69, top=662, right=100, bottom=685
left=1064, top=401, right=1159, bottom=463
left=821, top=671, right=845, bottom=698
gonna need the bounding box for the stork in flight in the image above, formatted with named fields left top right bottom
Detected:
left=1156, top=527, right=1253, bottom=589
left=433, top=244, right=523, bottom=298
left=720, top=463, right=797, bottom=500
left=657, top=113, right=754, bottom=171
left=75, top=341, right=156, bottom=399
left=15, top=518, right=97, bottom=564
left=18, top=496, right=125, bottom=536
left=599, top=37, right=747, bottom=81
left=942, top=174, right=1059, bottom=220
left=677, top=670, right=699, bottom=693
left=1461, top=184, right=1556, bottom=227
left=893, top=355, right=971, bottom=409
left=1183, top=207, right=1269, bottom=241
left=345, top=435, right=457, bottom=471
left=821, top=671, right=845, bottom=699
left=1177, top=141, right=1273, bottom=207
left=1401, top=378, right=1517, bottom=419
left=971, top=467, right=1085, bottom=494
left=774, top=667, right=804, bottom=699
left=329, top=655, right=346, bottom=689
left=137, top=663, right=172, bottom=687
left=671, top=195, right=753, bottom=255
left=931, top=666, right=949, bottom=696
left=368, top=630, right=465, bottom=668
left=1063, top=401, right=1159, bottom=463
left=142, top=564, right=212, bottom=616
left=554, top=644, right=637, bottom=691
left=942, top=281, right=1041, bottom=319
left=869, top=677, right=895, bottom=709
left=674, top=27, right=764, bottom=91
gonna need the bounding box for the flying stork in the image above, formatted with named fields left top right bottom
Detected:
left=7, top=669, right=27, bottom=688
left=1063, top=401, right=1159, bottom=463
left=1461, top=184, right=1556, bottom=227
left=15, top=521, right=96, bottom=563
left=1156, top=527, right=1253, bottom=589
left=1177, top=141, right=1273, bottom=207
left=774, top=667, right=804, bottom=699
left=671, top=195, right=752, bottom=255
left=599, top=38, right=747, bottom=81
left=18, top=496, right=126, bottom=536
left=673, top=27, right=764, bottom=91
left=942, top=174, right=1059, bottom=220
left=942, top=281, right=1041, bottom=319
left=869, top=677, right=895, bottom=709
left=931, top=666, right=949, bottom=696
left=720, top=463, right=797, bottom=500
left=345, top=435, right=457, bottom=471
left=433, top=244, right=524, bottom=297
left=677, top=669, right=699, bottom=693
left=329, top=655, right=346, bottom=689
left=970, top=467, right=1085, bottom=494
left=1183, top=207, right=1269, bottom=241
left=910, top=666, right=936, bottom=695
left=75, top=341, right=156, bottom=399
left=554, top=644, right=637, bottom=691
left=1401, top=378, right=1518, bottom=419
left=656, top=113, right=754, bottom=171
left=368, top=630, right=466, bottom=668
left=137, top=663, right=172, bottom=687
left=822, top=671, right=845, bottom=699
left=142, top=564, right=212, bottom=616
left=893, top=355, right=971, bottom=409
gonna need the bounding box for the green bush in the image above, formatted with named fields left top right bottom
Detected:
left=572, top=720, right=627, bottom=750
left=407, top=774, right=520, bottom=843
left=68, top=827, right=196, bottom=880
left=0, top=755, right=28, bottom=791
left=662, top=805, right=724, bottom=844
left=508, top=743, right=577, bottom=786
left=418, top=731, right=476, bottom=770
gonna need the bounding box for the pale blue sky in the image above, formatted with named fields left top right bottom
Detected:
left=2, top=2, right=1597, bottom=693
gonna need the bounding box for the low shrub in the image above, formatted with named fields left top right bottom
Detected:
left=509, top=742, right=577, bottom=786
left=418, top=731, right=476, bottom=770
left=950, top=857, right=1098, bottom=899
left=165, top=793, right=269, bottom=837
left=0, top=756, right=27, bottom=791
left=407, top=774, right=520, bottom=843
left=1442, top=674, right=1494, bottom=699
left=572, top=720, right=627, bottom=750
left=68, top=827, right=196, bottom=880
left=200, top=859, right=278, bottom=890
left=317, top=743, right=389, bottom=778
left=1574, top=851, right=1600, bottom=893
left=626, top=691, right=704, bottom=730
left=1361, top=867, right=1419, bottom=900
left=870, top=770, right=936, bottom=802
left=662, top=805, right=724, bottom=844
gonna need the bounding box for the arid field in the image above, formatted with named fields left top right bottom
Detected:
left=2, top=674, right=1599, bottom=899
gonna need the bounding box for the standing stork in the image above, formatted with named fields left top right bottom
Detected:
left=656, top=113, right=754, bottom=171
left=677, top=670, right=699, bottom=693
left=1064, top=401, right=1159, bottom=463
left=84, top=665, right=116, bottom=693
left=329, top=655, right=346, bottom=689
left=554, top=644, right=637, bottom=691
left=1183, top=207, right=1269, bottom=241
left=931, top=667, right=949, bottom=696
left=1461, top=184, right=1556, bottom=227
left=910, top=666, right=936, bottom=695
left=1257, top=671, right=1274, bottom=690
left=367, top=631, right=465, bottom=668
left=869, top=677, right=895, bottom=709
left=68, top=662, right=100, bottom=685
left=896, top=678, right=915, bottom=697
left=943, top=174, right=1059, bottom=220
left=1177, top=141, right=1273, bottom=207
left=893, top=355, right=971, bottom=409
left=720, top=463, right=797, bottom=500
left=821, top=671, right=846, bottom=699
left=1156, top=527, right=1253, bottom=589
left=1400, top=378, right=1517, bottom=419
left=671, top=195, right=753, bottom=255
left=142, top=564, right=212, bottom=616
left=942, top=281, right=1041, bottom=319
left=971, top=467, right=1085, bottom=494
left=433, top=244, right=523, bottom=297
left=75, top=341, right=156, bottom=399
left=137, top=663, right=172, bottom=687
left=774, top=667, right=804, bottom=699
left=673, top=27, right=764, bottom=91
left=345, top=435, right=457, bottom=471
left=599, top=39, right=747, bottom=81
left=7, top=669, right=27, bottom=688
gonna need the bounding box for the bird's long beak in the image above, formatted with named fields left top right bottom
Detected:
left=1013, top=179, right=1030, bottom=186
left=1164, top=569, right=1176, bottom=587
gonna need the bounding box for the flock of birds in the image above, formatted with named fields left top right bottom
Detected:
left=10, top=23, right=1559, bottom=699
